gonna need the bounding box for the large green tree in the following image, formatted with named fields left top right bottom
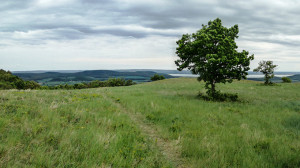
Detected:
left=175, top=18, right=254, bottom=97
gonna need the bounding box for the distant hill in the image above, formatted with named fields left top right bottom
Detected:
left=12, top=69, right=192, bottom=74
left=13, top=70, right=174, bottom=86
left=12, top=70, right=83, bottom=73
left=116, top=69, right=192, bottom=74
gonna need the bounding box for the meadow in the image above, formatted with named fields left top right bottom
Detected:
left=0, top=78, right=299, bottom=167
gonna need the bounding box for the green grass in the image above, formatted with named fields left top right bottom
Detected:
left=0, top=78, right=300, bottom=167
left=0, top=89, right=170, bottom=167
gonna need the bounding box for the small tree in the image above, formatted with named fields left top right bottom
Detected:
left=253, top=60, right=277, bottom=85
left=175, top=18, right=254, bottom=98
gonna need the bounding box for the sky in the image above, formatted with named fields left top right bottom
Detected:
left=0, top=0, right=300, bottom=71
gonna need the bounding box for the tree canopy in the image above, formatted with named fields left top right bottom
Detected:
left=175, top=18, right=254, bottom=99
left=0, top=69, right=40, bottom=90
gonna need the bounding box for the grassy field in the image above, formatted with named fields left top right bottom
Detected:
left=0, top=78, right=299, bottom=167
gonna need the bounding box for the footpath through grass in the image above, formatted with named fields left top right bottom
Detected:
left=0, top=89, right=171, bottom=167
left=0, top=78, right=299, bottom=167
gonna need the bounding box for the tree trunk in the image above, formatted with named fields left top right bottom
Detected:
left=211, top=82, right=216, bottom=97
left=265, top=74, right=269, bottom=84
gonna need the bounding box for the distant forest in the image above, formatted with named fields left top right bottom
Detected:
left=0, top=69, right=137, bottom=90
left=2, top=69, right=299, bottom=89
left=13, top=70, right=174, bottom=86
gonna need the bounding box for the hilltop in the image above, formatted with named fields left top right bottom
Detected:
left=0, top=78, right=299, bottom=167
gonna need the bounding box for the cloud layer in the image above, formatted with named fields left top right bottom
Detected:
left=1, top=0, right=300, bottom=71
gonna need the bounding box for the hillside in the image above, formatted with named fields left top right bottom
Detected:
left=13, top=70, right=174, bottom=86
left=0, top=78, right=299, bottom=167
left=0, top=69, right=40, bottom=90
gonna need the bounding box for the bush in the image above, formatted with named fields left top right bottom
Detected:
left=0, top=82, right=14, bottom=89
left=24, top=81, right=41, bottom=89
left=73, top=83, right=87, bottom=89
left=282, top=77, right=292, bottom=83
left=107, top=78, right=125, bottom=87
left=198, top=91, right=238, bottom=102
left=15, top=80, right=25, bottom=89
left=150, top=74, right=165, bottom=81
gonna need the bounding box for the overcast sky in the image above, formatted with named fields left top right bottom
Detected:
left=1, top=0, right=300, bottom=71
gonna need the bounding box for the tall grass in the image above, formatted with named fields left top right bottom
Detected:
left=108, top=78, right=300, bottom=167
left=0, top=89, right=171, bottom=167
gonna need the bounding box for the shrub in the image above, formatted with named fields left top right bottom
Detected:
left=125, top=80, right=135, bottom=86
left=198, top=91, right=238, bottom=102
left=24, top=81, right=41, bottom=89
left=282, top=77, right=292, bottom=83
left=0, top=82, right=14, bottom=89
left=150, top=74, right=165, bottom=81
left=15, top=79, right=25, bottom=89
left=107, top=78, right=126, bottom=87
left=73, top=83, right=87, bottom=89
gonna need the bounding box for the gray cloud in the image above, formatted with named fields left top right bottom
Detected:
left=0, top=0, right=300, bottom=71
left=0, top=0, right=32, bottom=11
left=2, top=0, right=300, bottom=42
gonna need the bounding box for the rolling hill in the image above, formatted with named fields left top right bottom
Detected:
left=13, top=70, right=174, bottom=85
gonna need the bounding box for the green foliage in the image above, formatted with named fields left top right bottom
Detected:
left=0, top=69, right=40, bottom=90
left=253, top=60, right=278, bottom=85
left=107, top=78, right=127, bottom=87
left=150, top=74, right=165, bottom=81
left=175, top=18, right=254, bottom=99
left=43, top=79, right=136, bottom=90
left=282, top=77, right=292, bottom=83
left=44, top=78, right=136, bottom=90
left=24, top=81, right=41, bottom=89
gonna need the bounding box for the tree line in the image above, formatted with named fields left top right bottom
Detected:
left=0, top=69, right=135, bottom=90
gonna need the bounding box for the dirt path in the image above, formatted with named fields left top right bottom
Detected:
left=103, top=94, right=189, bottom=168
